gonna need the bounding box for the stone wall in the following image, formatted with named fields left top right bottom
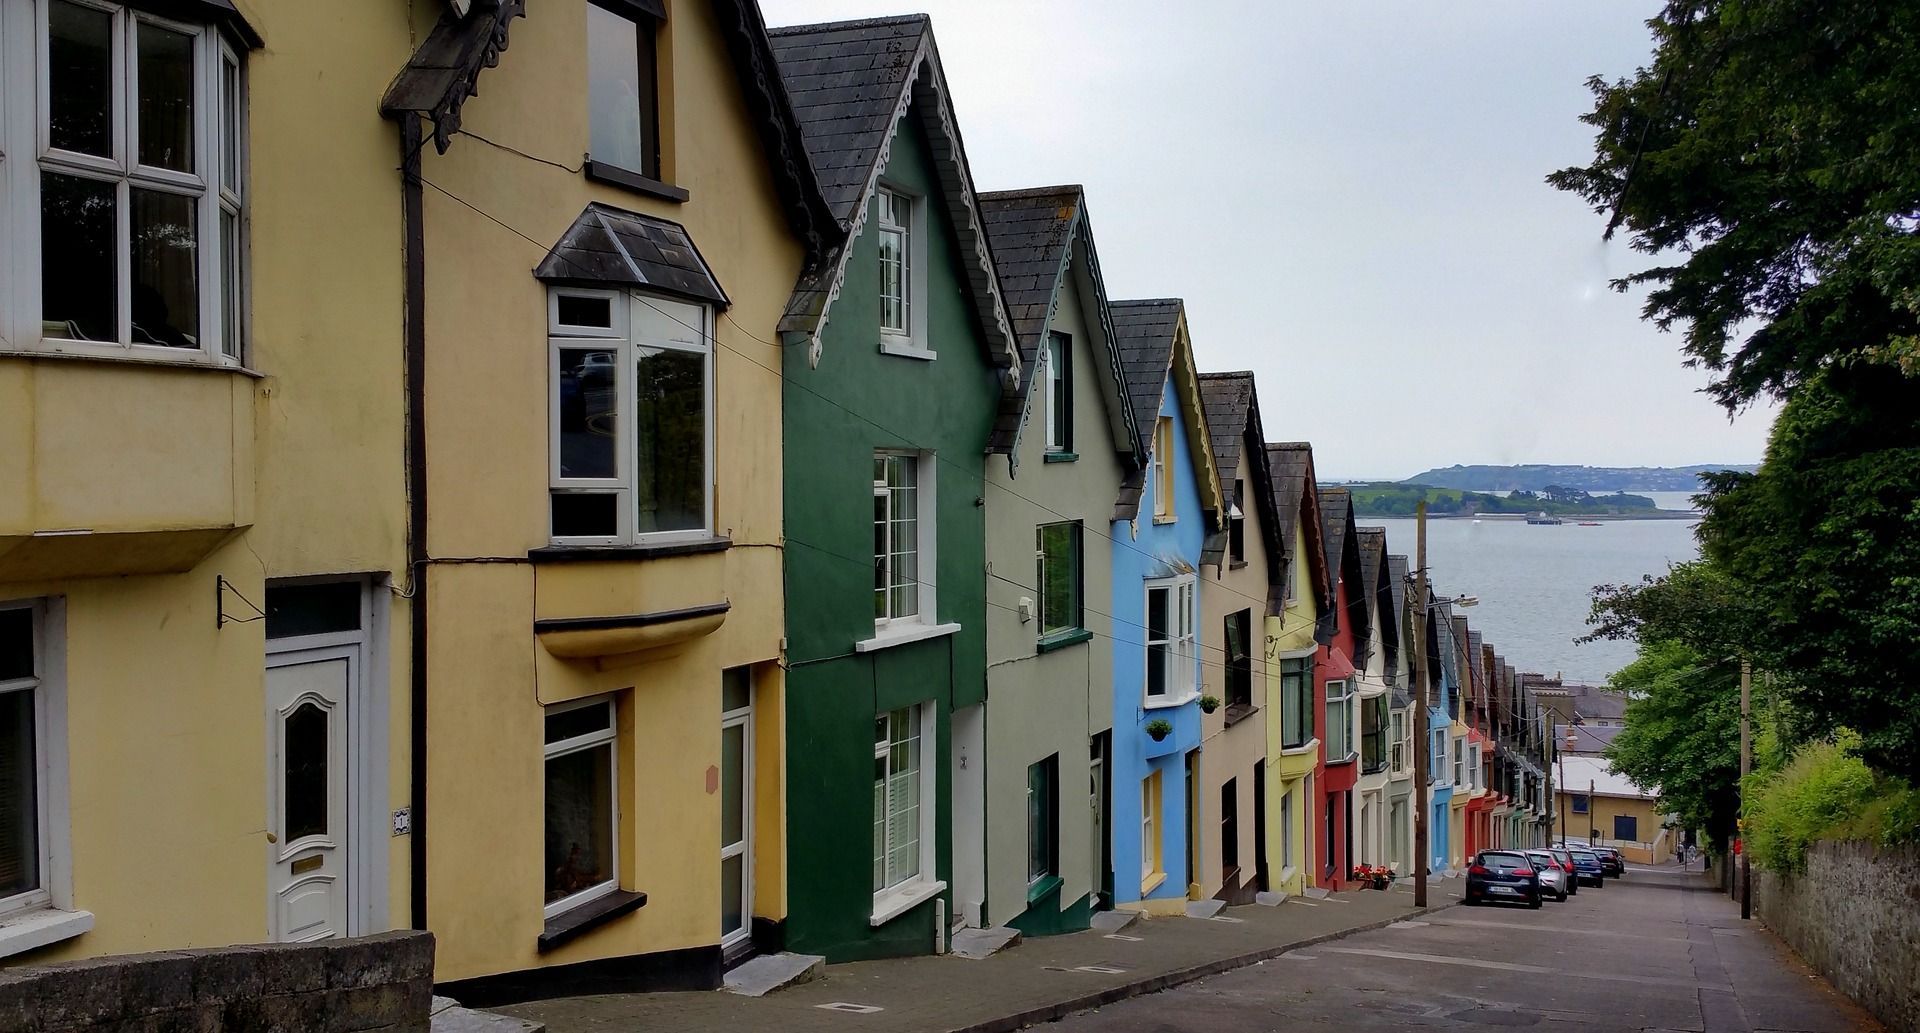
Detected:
left=1752, top=840, right=1920, bottom=1033
left=0, top=931, right=434, bottom=1033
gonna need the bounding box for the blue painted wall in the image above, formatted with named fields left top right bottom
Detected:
left=1109, top=378, right=1208, bottom=905
left=1428, top=612, right=1457, bottom=871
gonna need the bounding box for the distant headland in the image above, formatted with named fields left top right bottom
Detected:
left=1400, top=463, right=1757, bottom=493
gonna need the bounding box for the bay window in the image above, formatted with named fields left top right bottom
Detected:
left=1143, top=575, right=1195, bottom=705
left=548, top=288, right=714, bottom=545
left=1280, top=655, right=1314, bottom=749
left=1325, top=678, right=1353, bottom=761
left=4, top=0, right=247, bottom=363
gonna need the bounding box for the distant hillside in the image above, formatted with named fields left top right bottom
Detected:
left=1403, top=464, right=1756, bottom=493
left=1342, top=483, right=1685, bottom=519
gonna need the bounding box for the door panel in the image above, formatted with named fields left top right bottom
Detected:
left=268, top=652, right=352, bottom=942
left=720, top=711, right=751, bottom=946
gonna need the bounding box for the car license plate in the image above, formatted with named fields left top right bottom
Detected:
left=1490, top=886, right=1518, bottom=894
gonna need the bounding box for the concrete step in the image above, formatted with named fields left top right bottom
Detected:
left=1254, top=890, right=1289, bottom=906
left=1090, top=909, right=1144, bottom=934
left=430, top=1000, right=543, bottom=1033
left=949, top=925, right=1022, bottom=960
left=722, top=952, right=826, bottom=997
left=1303, top=887, right=1331, bottom=900
left=1183, top=898, right=1225, bottom=919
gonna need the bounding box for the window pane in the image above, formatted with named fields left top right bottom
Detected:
left=221, top=55, right=241, bottom=189
left=265, top=581, right=361, bottom=640
left=634, top=348, right=705, bottom=533
left=544, top=701, right=612, bottom=746
left=721, top=852, right=744, bottom=937
left=586, top=4, right=646, bottom=172
left=720, top=722, right=745, bottom=848
left=879, top=227, right=905, bottom=332
left=41, top=173, right=117, bottom=342
left=545, top=743, right=614, bottom=903
left=282, top=701, right=329, bottom=842
left=552, top=492, right=618, bottom=538
left=48, top=0, right=114, bottom=158
left=220, top=209, right=242, bottom=358
left=721, top=667, right=751, bottom=714
left=131, top=188, right=200, bottom=348
left=0, top=610, right=31, bottom=681
left=557, top=294, right=612, bottom=329
left=0, top=688, right=40, bottom=899
left=557, top=349, right=618, bottom=479
left=137, top=23, right=195, bottom=172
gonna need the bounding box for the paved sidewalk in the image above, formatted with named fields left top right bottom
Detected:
left=498, top=885, right=1457, bottom=1033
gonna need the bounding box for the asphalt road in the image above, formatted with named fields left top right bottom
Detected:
left=1049, top=865, right=1880, bottom=1032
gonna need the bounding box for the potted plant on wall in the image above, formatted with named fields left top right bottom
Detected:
left=1146, top=719, right=1173, bottom=742
left=1199, top=695, right=1221, bottom=714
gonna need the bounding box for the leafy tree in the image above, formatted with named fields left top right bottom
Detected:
left=1581, top=559, right=1761, bottom=657
left=1549, top=0, right=1920, bottom=410
left=1604, top=639, right=1745, bottom=853
left=1699, top=364, right=1920, bottom=779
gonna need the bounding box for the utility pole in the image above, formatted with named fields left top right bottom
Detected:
left=1740, top=660, right=1752, bottom=920
left=1411, top=502, right=1430, bottom=908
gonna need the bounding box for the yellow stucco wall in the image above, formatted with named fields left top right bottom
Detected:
left=1, top=0, right=416, bottom=962
left=408, top=0, right=804, bottom=982
left=1263, top=523, right=1320, bottom=895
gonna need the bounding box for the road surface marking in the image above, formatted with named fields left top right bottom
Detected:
left=1323, top=947, right=1722, bottom=989
left=817, top=1003, right=884, bottom=1013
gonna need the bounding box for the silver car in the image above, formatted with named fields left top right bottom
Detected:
left=1525, top=850, right=1571, bottom=901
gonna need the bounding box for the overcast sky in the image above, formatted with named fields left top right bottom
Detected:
left=759, top=0, right=1780, bottom=479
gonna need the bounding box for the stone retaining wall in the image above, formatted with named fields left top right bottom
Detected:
left=1752, top=840, right=1920, bottom=1033
left=0, top=930, right=435, bottom=1033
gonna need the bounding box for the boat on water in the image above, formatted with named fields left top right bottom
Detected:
left=1578, top=521, right=1602, bottom=526
left=1526, top=512, right=1564, bottom=525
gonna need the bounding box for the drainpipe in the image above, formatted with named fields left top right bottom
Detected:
left=401, top=113, right=430, bottom=931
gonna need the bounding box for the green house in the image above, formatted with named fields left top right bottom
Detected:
left=770, top=14, right=1019, bottom=961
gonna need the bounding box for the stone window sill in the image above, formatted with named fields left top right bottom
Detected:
left=1223, top=703, right=1259, bottom=728
left=0, top=907, right=93, bottom=960
left=1037, top=628, right=1092, bottom=653
left=1143, top=691, right=1199, bottom=712
left=529, top=536, right=731, bottom=563
left=1025, top=874, right=1063, bottom=904
left=856, top=621, right=961, bottom=654
left=870, top=879, right=945, bottom=927
left=1, top=345, right=265, bottom=379
left=879, top=338, right=936, bottom=361
left=538, top=889, right=647, bottom=953
left=1282, top=738, right=1320, bottom=757
left=1140, top=871, right=1167, bottom=895
left=1043, top=451, right=1078, bottom=464
left=583, top=160, right=690, bottom=203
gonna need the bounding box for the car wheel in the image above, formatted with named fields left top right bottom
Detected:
left=1529, top=894, right=1543, bottom=909
left=1596, top=877, right=1605, bottom=888
left=1558, top=889, right=1568, bottom=902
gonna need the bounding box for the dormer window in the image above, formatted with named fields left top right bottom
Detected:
left=1228, top=478, right=1245, bottom=564
left=1044, top=331, right=1071, bottom=453
left=875, top=186, right=930, bottom=357
left=4, top=0, right=248, bottom=364
left=586, top=0, right=661, bottom=181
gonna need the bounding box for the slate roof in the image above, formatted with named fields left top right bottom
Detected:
left=976, top=186, right=1138, bottom=463
left=1387, top=554, right=1409, bottom=631
left=1267, top=442, right=1328, bottom=612
left=1354, top=526, right=1384, bottom=604
left=1320, top=487, right=1352, bottom=595
left=767, top=15, right=1019, bottom=379
left=1197, top=373, right=1256, bottom=491
left=1110, top=300, right=1183, bottom=439
left=535, top=204, right=729, bottom=307
left=1467, top=630, right=1485, bottom=702
left=1555, top=722, right=1624, bottom=754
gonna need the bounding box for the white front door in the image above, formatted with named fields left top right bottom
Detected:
left=720, top=669, right=753, bottom=948
left=267, top=647, right=354, bottom=942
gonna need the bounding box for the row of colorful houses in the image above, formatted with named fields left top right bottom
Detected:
left=0, top=0, right=1555, bottom=1001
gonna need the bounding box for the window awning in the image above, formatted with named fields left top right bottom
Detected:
left=535, top=203, right=730, bottom=309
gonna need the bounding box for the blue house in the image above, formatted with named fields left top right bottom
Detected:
left=1107, top=300, right=1224, bottom=911
left=1427, top=594, right=1460, bottom=872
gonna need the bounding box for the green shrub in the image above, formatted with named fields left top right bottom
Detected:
left=1743, top=731, right=1876, bottom=874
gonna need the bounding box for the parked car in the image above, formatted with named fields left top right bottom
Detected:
left=1569, top=848, right=1607, bottom=887
left=1547, top=847, right=1579, bottom=894
left=1524, top=850, right=1571, bottom=901
left=1593, top=846, right=1626, bottom=877
left=1465, top=851, right=1544, bottom=908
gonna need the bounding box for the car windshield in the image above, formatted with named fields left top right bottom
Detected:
left=1550, top=850, right=1571, bottom=861
left=1526, top=854, right=1556, bottom=868
left=1481, top=853, right=1529, bottom=871
left=1572, top=851, right=1599, bottom=861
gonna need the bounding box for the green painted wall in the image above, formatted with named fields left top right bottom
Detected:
left=782, top=106, right=1002, bottom=962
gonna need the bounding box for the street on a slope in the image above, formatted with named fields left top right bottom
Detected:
left=1050, top=865, right=1879, bottom=1032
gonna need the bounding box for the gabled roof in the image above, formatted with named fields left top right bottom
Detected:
left=1197, top=372, right=1284, bottom=608
left=1387, top=554, right=1409, bottom=633
left=380, top=1, right=838, bottom=262
left=1320, top=487, right=1353, bottom=594
left=768, top=15, right=1020, bottom=382
left=1467, top=629, right=1486, bottom=702
left=1267, top=442, right=1331, bottom=614
left=1555, top=723, right=1624, bottom=754
left=1108, top=301, right=1224, bottom=523
left=977, top=186, right=1139, bottom=465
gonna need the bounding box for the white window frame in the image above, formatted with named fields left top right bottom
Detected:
left=1151, top=416, right=1175, bottom=521
left=1468, top=744, right=1482, bottom=791
left=1432, top=729, right=1449, bottom=785
left=1142, top=574, right=1196, bottom=708
left=1324, top=678, right=1353, bottom=760
left=720, top=669, right=753, bottom=949
left=1390, top=710, right=1406, bottom=774
left=1140, top=770, right=1162, bottom=884
left=860, top=450, right=959, bottom=652
left=870, top=702, right=941, bottom=925
left=1044, top=330, right=1069, bottom=452
left=1453, top=736, right=1466, bottom=786
left=2, top=0, right=247, bottom=365
left=0, top=598, right=86, bottom=959
left=542, top=695, right=620, bottom=921
left=547, top=287, right=716, bottom=547
left=875, top=184, right=930, bottom=359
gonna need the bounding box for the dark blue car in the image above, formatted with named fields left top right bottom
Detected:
left=1569, top=848, right=1607, bottom=887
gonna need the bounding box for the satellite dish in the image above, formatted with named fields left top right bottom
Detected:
left=448, top=0, right=472, bottom=15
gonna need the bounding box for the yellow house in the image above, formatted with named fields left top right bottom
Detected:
left=378, top=0, right=836, bottom=1000
left=1555, top=755, right=1678, bottom=865
left=1260, top=443, right=1329, bottom=896
left=2, top=0, right=415, bottom=962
